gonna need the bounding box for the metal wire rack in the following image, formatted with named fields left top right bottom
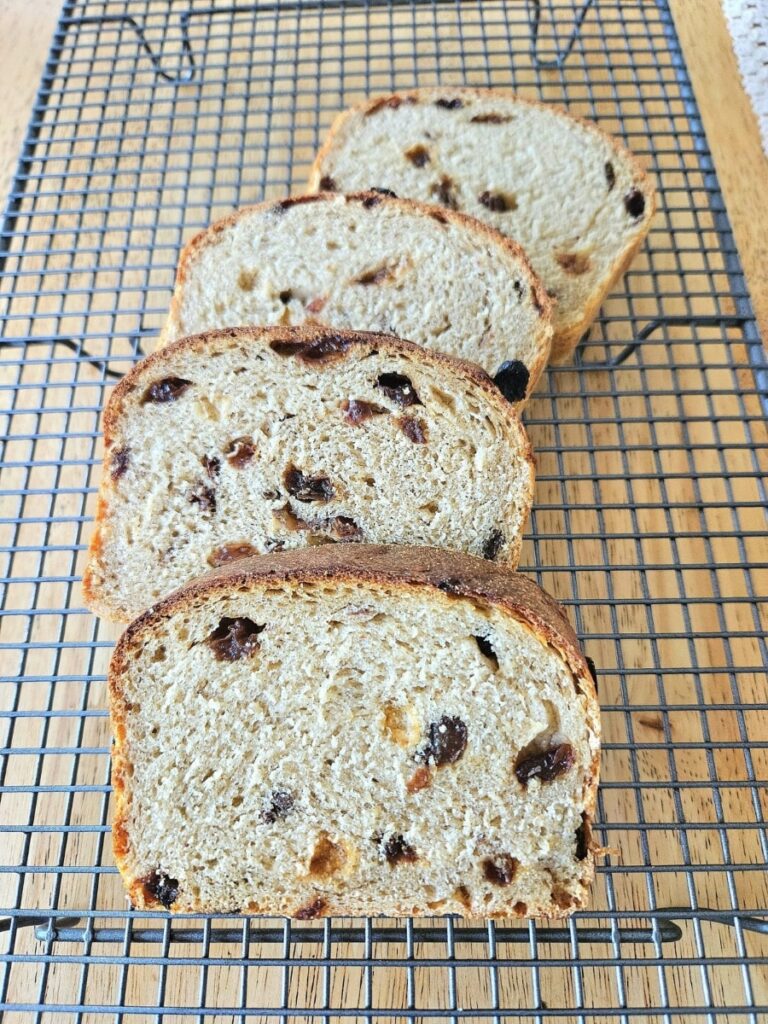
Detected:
left=1, top=0, right=767, bottom=1019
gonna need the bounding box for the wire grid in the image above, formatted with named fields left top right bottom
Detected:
left=0, top=0, right=767, bottom=1019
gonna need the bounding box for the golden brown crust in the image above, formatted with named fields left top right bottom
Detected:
left=160, top=189, right=553, bottom=392
left=309, top=87, right=656, bottom=363
left=110, top=544, right=599, bottom=918
left=84, top=325, right=535, bottom=621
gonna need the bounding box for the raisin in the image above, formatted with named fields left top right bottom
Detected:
left=207, top=542, right=257, bottom=567
left=474, top=635, right=498, bottom=669
left=375, top=372, right=421, bottom=407
left=141, top=377, right=192, bottom=404
left=300, top=333, right=353, bottom=362
left=380, top=833, right=418, bottom=866
left=189, top=483, right=216, bottom=514
left=556, top=251, right=591, bottom=275
left=407, top=766, right=432, bottom=793
left=513, top=280, right=524, bottom=300
left=405, top=143, right=430, bottom=167
left=429, top=209, right=448, bottom=225
left=493, top=360, right=530, bottom=403
left=142, top=871, right=179, bottom=909
left=225, top=436, right=256, bottom=468
left=431, top=174, right=459, bottom=210
left=279, top=289, right=293, bottom=304
left=515, top=743, right=575, bottom=786
left=269, top=338, right=305, bottom=357
left=330, top=516, right=362, bottom=540
left=436, top=97, right=463, bottom=109
left=206, top=617, right=265, bottom=661
left=397, top=416, right=428, bottom=443
left=305, top=295, right=326, bottom=314
left=201, top=454, right=221, bottom=479
left=482, top=529, right=505, bottom=561
left=110, top=447, right=130, bottom=480
left=575, top=813, right=591, bottom=860
left=437, top=577, right=462, bottom=594
left=295, top=896, right=327, bottom=919
left=421, top=716, right=468, bottom=766
left=354, top=264, right=395, bottom=285
left=283, top=464, right=334, bottom=503
left=482, top=855, right=519, bottom=886
left=341, top=399, right=387, bottom=425
left=361, top=194, right=382, bottom=208
left=471, top=112, right=512, bottom=124
left=318, top=175, right=336, bottom=191
left=605, top=161, right=616, bottom=191
left=478, top=190, right=516, bottom=213
left=261, top=790, right=294, bottom=824
left=369, top=187, right=398, bottom=197
left=624, top=188, right=645, bottom=219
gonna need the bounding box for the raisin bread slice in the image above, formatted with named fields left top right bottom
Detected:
left=159, top=191, right=553, bottom=398
left=309, top=88, right=656, bottom=363
left=110, top=543, right=601, bottom=919
left=84, top=326, right=535, bottom=622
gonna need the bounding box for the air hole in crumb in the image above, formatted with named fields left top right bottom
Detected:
left=473, top=635, right=498, bottom=669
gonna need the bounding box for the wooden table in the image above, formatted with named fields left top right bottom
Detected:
left=0, top=0, right=765, bottom=1019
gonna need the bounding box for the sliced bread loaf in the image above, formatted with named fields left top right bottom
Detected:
left=110, top=543, right=601, bottom=918
left=159, top=191, right=553, bottom=396
left=84, top=326, right=535, bottom=622
left=309, top=88, right=656, bottom=362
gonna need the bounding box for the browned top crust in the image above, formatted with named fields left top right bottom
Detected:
left=101, top=324, right=531, bottom=450
left=112, top=544, right=595, bottom=706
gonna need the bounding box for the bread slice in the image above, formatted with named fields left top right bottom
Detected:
left=159, top=191, right=553, bottom=396
left=110, top=543, right=601, bottom=919
left=83, top=326, right=535, bottom=622
left=309, top=88, right=656, bottom=363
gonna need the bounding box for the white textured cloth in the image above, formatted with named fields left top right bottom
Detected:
left=723, top=0, right=768, bottom=153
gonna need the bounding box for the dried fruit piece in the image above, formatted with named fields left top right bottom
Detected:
left=482, top=529, right=505, bottom=561
left=318, top=175, right=336, bottom=191
left=341, top=399, right=387, bottom=425
left=110, top=447, right=130, bottom=480
left=225, top=436, right=256, bottom=469
left=366, top=96, right=407, bottom=116
left=295, top=896, right=328, bottom=919
left=605, top=161, right=616, bottom=191
left=471, top=112, right=512, bottom=124
left=379, top=833, right=418, bottom=866
left=308, top=833, right=348, bottom=877
left=283, top=464, right=334, bottom=503
left=515, top=743, right=575, bottom=786
left=404, top=143, right=430, bottom=167
left=329, top=516, right=362, bottom=540
left=207, top=543, right=257, bottom=567
left=354, top=264, right=396, bottom=285
left=624, top=188, right=645, bottom=219
left=375, top=372, right=421, bottom=407
left=474, top=635, right=498, bottom=669
left=556, top=251, right=591, bottom=275
left=478, top=190, right=516, bottom=213
left=431, top=174, right=459, bottom=210
left=406, top=766, right=432, bottom=793
left=188, top=483, right=216, bottom=514
left=142, top=871, right=179, bottom=908
left=437, top=577, right=462, bottom=594
left=429, top=209, right=448, bottom=225
left=436, top=97, right=463, bottom=109
left=141, top=377, right=192, bottom=404
left=493, top=360, right=530, bottom=403
left=300, top=333, right=353, bottom=362
left=421, top=715, right=468, bottom=766
left=261, top=790, right=294, bottom=824
left=397, top=416, right=428, bottom=444
left=206, top=617, right=265, bottom=661
left=305, top=295, right=327, bottom=314
left=201, top=454, right=221, bottom=479
left=482, top=855, right=519, bottom=886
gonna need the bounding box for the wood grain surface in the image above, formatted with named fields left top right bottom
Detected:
left=0, top=1, right=766, bottom=1021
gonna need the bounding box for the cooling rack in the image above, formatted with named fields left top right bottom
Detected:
left=1, top=0, right=767, bottom=1020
